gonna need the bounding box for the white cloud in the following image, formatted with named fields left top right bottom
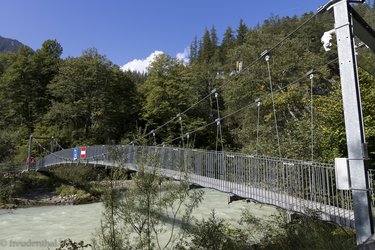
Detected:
left=121, top=50, right=164, bottom=73
left=176, top=47, right=190, bottom=65
left=121, top=48, right=190, bottom=73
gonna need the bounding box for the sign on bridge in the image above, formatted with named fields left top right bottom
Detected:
left=73, top=148, right=78, bottom=160
left=80, top=146, right=86, bottom=159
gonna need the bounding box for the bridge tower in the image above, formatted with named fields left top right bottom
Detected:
left=323, top=0, right=375, bottom=244
left=27, top=135, right=56, bottom=171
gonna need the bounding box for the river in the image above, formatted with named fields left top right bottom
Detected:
left=0, top=188, right=278, bottom=250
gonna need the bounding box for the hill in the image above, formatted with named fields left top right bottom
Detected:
left=0, top=35, right=24, bottom=53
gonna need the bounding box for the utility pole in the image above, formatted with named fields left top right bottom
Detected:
left=324, top=0, right=375, bottom=244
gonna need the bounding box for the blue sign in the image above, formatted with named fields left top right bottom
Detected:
left=73, top=148, right=78, bottom=160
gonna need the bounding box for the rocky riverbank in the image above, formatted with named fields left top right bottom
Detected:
left=0, top=179, right=183, bottom=209
left=0, top=164, right=111, bottom=209
left=0, top=187, right=99, bottom=209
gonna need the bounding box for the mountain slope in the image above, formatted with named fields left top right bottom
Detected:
left=0, top=36, right=24, bottom=53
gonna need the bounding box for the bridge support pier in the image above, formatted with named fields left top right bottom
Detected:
left=286, top=211, right=293, bottom=223
left=227, top=193, right=245, bottom=204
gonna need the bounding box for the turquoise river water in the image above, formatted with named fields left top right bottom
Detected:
left=0, top=188, right=278, bottom=250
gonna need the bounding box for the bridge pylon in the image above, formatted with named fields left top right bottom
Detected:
left=323, top=0, right=375, bottom=245
left=27, top=134, right=57, bottom=171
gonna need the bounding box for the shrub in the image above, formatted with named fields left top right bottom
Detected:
left=256, top=210, right=356, bottom=250
left=52, top=165, right=106, bottom=187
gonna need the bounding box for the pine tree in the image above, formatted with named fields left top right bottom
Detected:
left=198, top=28, right=212, bottom=64
left=189, top=36, right=198, bottom=63
left=236, top=19, right=248, bottom=45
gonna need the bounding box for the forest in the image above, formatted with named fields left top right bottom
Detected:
left=0, top=4, right=374, bottom=168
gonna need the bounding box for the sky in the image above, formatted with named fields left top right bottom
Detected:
left=0, top=0, right=348, bottom=72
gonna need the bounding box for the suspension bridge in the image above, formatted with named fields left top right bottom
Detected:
left=27, top=0, right=375, bottom=246
left=34, top=144, right=357, bottom=228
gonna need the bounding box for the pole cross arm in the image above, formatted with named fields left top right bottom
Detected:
left=350, top=5, right=375, bottom=53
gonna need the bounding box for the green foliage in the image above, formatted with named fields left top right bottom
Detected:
left=56, top=239, right=91, bottom=250
left=0, top=129, right=20, bottom=162
left=117, top=157, right=204, bottom=249
left=0, top=40, right=62, bottom=133
left=0, top=41, right=140, bottom=162
left=40, top=48, right=138, bottom=146
left=51, top=165, right=106, bottom=187
left=0, top=171, right=56, bottom=203
left=55, top=185, right=82, bottom=196
left=0, top=173, right=16, bottom=203
left=16, top=171, right=56, bottom=190
left=0, top=166, right=106, bottom=205
left=55, top=185, right=94, bottom=204
left=94, top=151, right=204, bottom=250
left=51, top=165, right=107, bottom=203
left=139, top=54, right=209, bottom=147
left=359, top=70, right=375, bottom=165
left=93, top=169, right=125, bottom=250
left=236, top=19, right=248, bottom=46
left=178, top=207, right=355, bottom=250
left=256, top=211, right=356, bottom=250
left=180, top=210, right=250, bottom=250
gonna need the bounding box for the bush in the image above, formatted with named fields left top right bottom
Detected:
left=0, top=174, right=16, bottom=203
left=0, top=131, right=15, bottom=162
left=181, top=208, right=356, bottom=250
left=56, top=239, right=91, bottom=250
left=16, top=171, right=56, bottom=192
left=180, top=210, right=250, bottom=250
left=55, top=184, right=95, bottom=204
left=52, top=165, right=106, bottom=187
left=256, top=210, right=356, bottom=250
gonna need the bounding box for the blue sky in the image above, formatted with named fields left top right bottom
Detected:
left=1, top=0, right=335, bottom=69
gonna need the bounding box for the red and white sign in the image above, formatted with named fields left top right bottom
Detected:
left=80, top=146, right=86, bottom=159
